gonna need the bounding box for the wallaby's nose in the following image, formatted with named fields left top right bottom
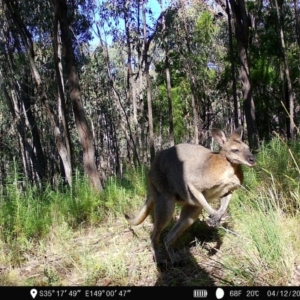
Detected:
left=248, top=155, right=256, bottom=165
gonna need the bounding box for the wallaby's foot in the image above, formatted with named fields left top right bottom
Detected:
left=207, top=213, right=228, bottom=227
left=152, top=249, right=168, bottom=265
left=166, top=246, right=183, bottom=265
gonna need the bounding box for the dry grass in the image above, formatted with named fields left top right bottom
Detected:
left=0, top=204, right=300, bottom=286
left=0, top=210, right=230, bottom=286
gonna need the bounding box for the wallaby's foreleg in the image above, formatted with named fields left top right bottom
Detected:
left=207, top=193, right=232, bottom=227
left=164, top=205, right=202, bottom=264
left=187, top=183, right=232, bottom=227
left=187, top=182, right=217, bottom=215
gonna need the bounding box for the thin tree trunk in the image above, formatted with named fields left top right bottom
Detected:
left=138, top=48, right=146, bottom=162
left=142, top=0, right=155, bottom=161
left=21, top=75, right=46, bottom=181
left=55, top=0, right=103, bottom=191
left=137, top=0, right=146, bottom=163
left=159, top=1, right=174, bottom=146
left=226, top=0, right=239, bottom=128
left=2, top=15, right=46, bottom=184
left=4, top=0, right=73, bottom=186
left=4, top=57, right=46, bottom=185
left=294, top=0, right=300, bottom=47
left=0, top=79, right=29, bottom=181
left=274, top=0, right=295, bottom=139
left=53, top=11, right=72, bottom=185
left=124, top=7, right=140, bottom=166
left=97, top=25, right=140, bottom=168
left=180, top=0, right=199, bottom=144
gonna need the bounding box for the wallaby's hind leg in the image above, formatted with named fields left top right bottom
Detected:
left=164, top=205, right=202, bottom=264
left=151, top=193, right=175, bottom=264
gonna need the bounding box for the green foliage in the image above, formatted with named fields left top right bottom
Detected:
left=196, top=11, right=215, bottom=44
left=246, top=136, right=300, bottom=213
left=251, top=56, right=277, bottom=86
left=0, top=165, right=148, bottom=245
left=102, top=165, right=147, bottom=214
left=48, top=173, right=105, bottom=227
left=220, top=137, right=300, bottom=285
left=154, top=83, right=189, bottom=143
left=231, top=136, right=300, bottom=220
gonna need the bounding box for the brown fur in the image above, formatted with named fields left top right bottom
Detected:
left=125, top=127, right=255, bottom=264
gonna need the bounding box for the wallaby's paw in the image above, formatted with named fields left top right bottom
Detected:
left=207, top=213, right=229, bottom=227
left=207, top=214, right=222, bottom=227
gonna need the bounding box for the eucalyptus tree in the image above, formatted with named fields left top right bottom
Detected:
left=154, top=1, right=226, bottom=144
left=95, top=0, right=168, bottom=165
left=240, top=0, right=298, bottom=140
left=0, top=0, right=50, bottom=185
left=228, top=0, right=259, bottom=149
left=273, top=0, right=295, bottom=139
left=215, top=0, right=300, bottom=142
left=0, top=0, right=103, bottom=190
left=158, top=0, right=175, bottom=147
left=96, top=0, right=142, bottom=166
left=54, top=0, right=103, bottom=191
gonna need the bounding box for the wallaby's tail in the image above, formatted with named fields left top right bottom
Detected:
left=125, top=195, right=154, bottom=226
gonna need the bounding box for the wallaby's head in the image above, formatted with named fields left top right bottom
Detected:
left=211, top=127, right=256, bottom=167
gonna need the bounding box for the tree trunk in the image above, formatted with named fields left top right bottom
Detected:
left=142, top=0, right=155, bottom=161
left=124, top=7, right=140, bottom=166
left=294, top=0, right=300, bottom=48
left=136, top=0, right=146, bottom=163
left=4, top=0, right=73, bottom=186
left=180, top=0, right=199, bottom=144
left=229, top=0, right=259, bottom=148
left=2, top=59, right=46, bottom=185
left=226, top=0, right=239, bottom=128
left=274, top=0, right=295, bottom=139
left=0, top=79, right=29, bottom=181
left=97, top=24, right=140, bottom=168
left=55, top=0, right=103, bottom=191
left=53, top=11, right=73, bottom=185
left=163, top=18, right=174, bottom=146
left=21, top=75, right=46, bottom=181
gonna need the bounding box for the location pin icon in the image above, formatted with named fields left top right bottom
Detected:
left=30, top=289, right=38, bottom=299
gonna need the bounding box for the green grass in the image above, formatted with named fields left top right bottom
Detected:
left=0, top=166, right=148, bottom=243
left=218, top=136, right=300, bottom=285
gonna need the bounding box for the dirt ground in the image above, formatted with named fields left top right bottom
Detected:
left=2, top=216, right=300, bottom=286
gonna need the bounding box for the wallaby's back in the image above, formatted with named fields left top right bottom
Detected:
left=149, top=143, right=243, bottom=203
left=149, top=144, right=211, bottom=198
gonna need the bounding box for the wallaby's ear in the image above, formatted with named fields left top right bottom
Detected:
left=231, top=126, right=243, bottom=140
left=211, top=128, right=227, bottom=146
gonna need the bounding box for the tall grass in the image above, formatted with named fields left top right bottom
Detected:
left=0, top=165, right=148, bottom=245
left=220, top=136, right=300, bottom=285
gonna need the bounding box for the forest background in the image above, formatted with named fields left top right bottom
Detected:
left=1, top=0, right=300, bottom=287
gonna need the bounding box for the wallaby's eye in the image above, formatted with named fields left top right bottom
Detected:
left=231, top=149, right=239, bottom=153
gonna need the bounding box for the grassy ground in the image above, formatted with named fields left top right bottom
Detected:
left=1, top=137, right=300, bottom=286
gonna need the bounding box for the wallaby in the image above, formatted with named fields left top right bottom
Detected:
left=125, top=127, right=256, bottom=264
